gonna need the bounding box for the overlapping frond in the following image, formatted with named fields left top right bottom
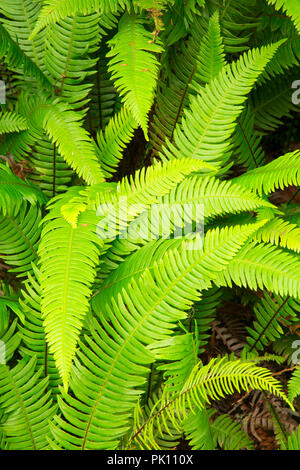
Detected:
left=96, top=106, right=138, bottom=178
left=0, top=111, right=28, bottom=135
left=30, top=99, right=105, bottom=185
left=131, top=356, right=292, bottom=446
left=267, top=0, right=300, bottom=33
left=246, top=294, right=300, bottom=352
left=18, top=267, right=61, bottom=393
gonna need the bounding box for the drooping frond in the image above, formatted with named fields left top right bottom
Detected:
left=131, top=356, right=292, bottom=445
left=0, top=356, right=57, bottom=450
left=0, top=111, right=28, bottom=135
left=107, top=12, right=163, bottom=139
left=183, top=408, right=254, bottom=450
left=30, top=99, right=105, bottom=185
left=39, top=204, right=104, bottom=389
left=234, top=150, right=300, bottom=196
left=246, top=294, right=300, bottom=352
left=162, top=41, right=284, bottom=168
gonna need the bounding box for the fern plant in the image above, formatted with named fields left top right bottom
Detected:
left=0, top=0, right=300, bottom=451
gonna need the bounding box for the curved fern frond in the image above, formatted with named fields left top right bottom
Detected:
left=183, top=408, right=254, bottom=450
left=163, top=40, right=285, bottom=167
left=246, top=293, right=300, bottom=352
left=288, top=366, right=300, bottom=404
left=0, top=0, right=45, bottom=69
left=267, top=0, right=300, bottom=33
left=0, top=111, right=28, bottom=135
left=0, top=202, right=41, bottom=276
left=234, top=150, right=300, bottom=196
left=49, top=222, right=265, bottom=449
left=0, top=164, right=46, bottom=216
left=39, top=206, right=104, bottom=389
left=107, top=12, right=163, bottom=139
left=0, top=356, right=57, bottom=450
left=96, top=106, right=138, bottom=178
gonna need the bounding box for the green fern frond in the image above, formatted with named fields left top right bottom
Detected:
left=288, top=366, right=300, bottom=403
left=0, top=0, right=45, bottom=70
left=0, top=111, right=28, bottom=135
left=30, top=99, right=105, bottom=185
left=131, top=356, right=292, bottom=445
left=193, top=11, right=226, bottom=85
left=246, top=293, right=300, bottom=352
left=44, top=12, right=102, bottom=108
left=183, top=408, right=254, bottom=450
left=18, top=267, right=61, bottom=394
left=163, top=40, right=285, bottom=167
left=234, top=150, right=300, bottom=196
left=0, top=356, right=57, bottom=450
left=39, top=207, right=104, bottom=389
left=96, top=106, right=138, bottom=178
left=215, top=241, right=300, bottom=299
left=107, top=12, right=163, bottom=139
left=50, top=223, right=263, bottom=449
left=0, top=164, right=46, bottom=216
left=267, top=0, right=300, bottom=33
left=0, top=202, right=41, bottom=276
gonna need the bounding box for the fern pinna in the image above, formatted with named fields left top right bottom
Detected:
left=0, top=0, right=300, bottom=451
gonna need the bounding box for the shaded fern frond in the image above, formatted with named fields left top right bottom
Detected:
left=0, top=356, right=57, bottom=450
